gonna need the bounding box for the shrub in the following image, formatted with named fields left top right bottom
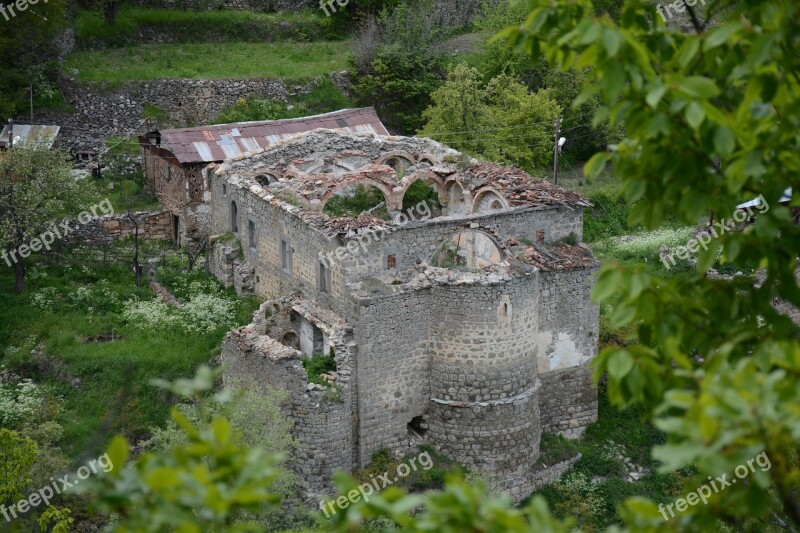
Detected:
left=301, top=353, right=336, bottom=386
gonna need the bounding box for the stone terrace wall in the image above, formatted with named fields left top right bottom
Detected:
left=63, top=210, right=174, bottom=247
left=536, top=266, right=600, bottom=437
left=29, top=76, right=346, bottom=152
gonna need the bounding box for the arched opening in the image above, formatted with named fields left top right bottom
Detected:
left=323, top=183, right=390, bottom=220
left=385, top=156, right=413, bottom=176
left=431, top=230, right=504, bottom=270
left=254, top=174, right=277, bottom=187
left=445, top=182, right=467, bottom=216
left=230, top=201, right=239, bottom=233
left=281, top=332, right=300, bottom=350
left=402, top=179, right=442, bottom=215
left=473, top=189, right=507, bottom=213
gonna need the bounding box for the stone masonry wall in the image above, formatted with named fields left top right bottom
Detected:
left=30, top=76, right=347, bottom=152
left=63, top=210, right=174, bottom=247
left=219, top=303, right=357, bottom=498
left=339, top=206, right=583, bottom=283
left=537, top=266, right=600, bottom=437
left=208, top=173, right=360, bottom=322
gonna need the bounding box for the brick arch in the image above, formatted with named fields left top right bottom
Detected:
left=398, top=170, right=446, bottom=202
left=375, top=150, right=417, bottom=166
left=430, top=228, right=506, bottom=269
left=252, top=172, right=279, bottom=187
left=418, top=154, right=439, bottom=166
left=318, top=176, right=395, bottom=211
left=444, top=178, right=470, bottom=216
left=282, top=168, right=306, bottom=181
left=472, top=187, right=509, bottom=213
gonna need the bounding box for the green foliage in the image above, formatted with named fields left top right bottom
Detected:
left=73, top=7, right=340, bottom=49
left=503, top=0, right=800, bottom=529
left=87, top=367, right=284, bottom=532
left=301, top=352, right=337, bottom=386
left=323, top=185, right=389, bottom=219
left=0, top=144, right=94, bottom=294
left=0, top=0, right=66, bottom=118
left=142, top=103, right=170, bottom=123
left=37, top=506, right=74, bottom=533
left=213, top=78, right=350, bottom=124
left=401, top=179, right=441, bottom=212
left=65, top=40, right=351, bottom=82
left=419, top=63, right=561, bottom=171
left=350, top=1, right=447, bottom=134
left=538, top=433, right=580, bottom=466
left=0, top=261, right=259, bottom=458
left=0, top=429, right=38, bottom=506
left=351, top=46, right=445, bottom=134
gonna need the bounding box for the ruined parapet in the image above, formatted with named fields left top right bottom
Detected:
left=220, top=301, right=357, bottom=498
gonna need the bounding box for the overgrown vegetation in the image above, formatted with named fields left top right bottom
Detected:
left=323, top=185, right=390, bottom=219
left=0, top=259, right=259, bottom=461
left=301, top=352, right=336, bottom=386
left=65, top=41, right=352, bottom=82
left=73, top=7, right=341, bottom=49
left=213, top=78, right=350, bottom=124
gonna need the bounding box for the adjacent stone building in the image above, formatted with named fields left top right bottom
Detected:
left=211, top=128, right=599, bottom=501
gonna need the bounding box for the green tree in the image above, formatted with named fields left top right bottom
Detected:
left=499, top=0, right=800, bottom=529
left=0, top=429, right=38, bottom=508
left=0, top=144, right=92, bottom=294
left=419, top=64, right=562, bottom=171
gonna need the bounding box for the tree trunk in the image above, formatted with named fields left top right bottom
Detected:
left=14, top=259, right=25, bottom=294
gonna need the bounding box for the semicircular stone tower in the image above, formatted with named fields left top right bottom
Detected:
left=426, top=276, right=541, bottom=482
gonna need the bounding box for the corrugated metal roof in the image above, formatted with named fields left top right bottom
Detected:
left=157, top=108, right=390, bottom=164
left=0, top=124, right=60, bottom=149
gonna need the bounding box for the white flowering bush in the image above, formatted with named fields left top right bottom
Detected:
left=592, top=226, right=696, bottom=265
left=181, top=294, right=237, bottom=335
left=122, top=299, right=180, bottom=330
left=0, top=377, right=45, bottom=428
left=123, top=291, right=237, bottom=335
left=30, top=287, right=60, bottom=310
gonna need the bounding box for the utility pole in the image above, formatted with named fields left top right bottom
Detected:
left=8, top=118, right=13, bottom=149
left=553, top=117, right=561, bottom=184
left=29, top=82, right=33, bottom=125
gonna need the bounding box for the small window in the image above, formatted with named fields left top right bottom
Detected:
left=222, top=184, right=227, bottom=196
left=318, top=261, right=330, bottom=294
left=248, top=220, right=256, bottom=249
left=280, top=238, right=293, bottom=274
left=230, top=201, right=239, bottom=233
left=387, top=254, right=397, bottom=269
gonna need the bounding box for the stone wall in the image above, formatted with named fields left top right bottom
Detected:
left=220, top=301, right=357, bottom=499
left=29, top=76, right=347, bottom=152
left=63, top=210, right=174, bottom=247
left=339, top=206, right=583, bottom=283
left=537, top=267, right=600, bottom=437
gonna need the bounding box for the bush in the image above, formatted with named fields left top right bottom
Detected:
left=301, top=353, right=336, bottom=386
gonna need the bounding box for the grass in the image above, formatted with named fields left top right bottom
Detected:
left=74, top=7, right=340, bottom=49
left=212, top=78, right=351, bottom=124
left=0, top=259, right=260, bottom=459
left=65, top=41, right=352, bottom=82
left=535, top=390, right=687, bottom=530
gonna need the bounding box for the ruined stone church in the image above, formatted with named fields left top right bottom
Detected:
left=198, top=126, right=598, bottom=500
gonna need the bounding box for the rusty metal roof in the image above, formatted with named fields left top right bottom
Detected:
left=0, top=124, right=60, bottom=149
left=156, top=108, right=389, bottom=165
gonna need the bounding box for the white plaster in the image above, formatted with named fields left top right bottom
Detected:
left=537, top=331, right=586, bottom=371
